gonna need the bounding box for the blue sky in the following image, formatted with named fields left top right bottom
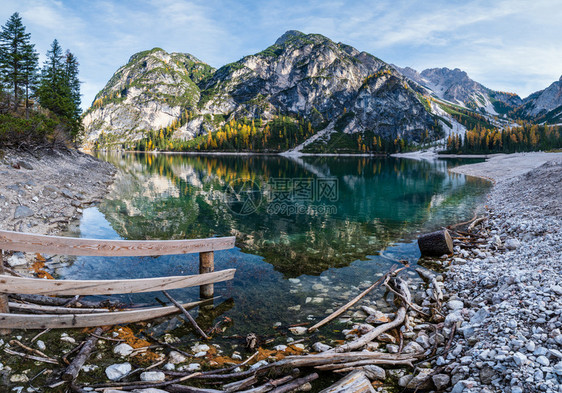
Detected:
left=1, top=0, right=561, bottom=109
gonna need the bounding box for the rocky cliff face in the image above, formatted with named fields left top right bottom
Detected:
left=518, top=76, right=562, bottom=122
left=83, top=31, right=440, bottom=149
left=394, top=66, right=523, bottom=116
left=82, top=48, right=214, bottom=146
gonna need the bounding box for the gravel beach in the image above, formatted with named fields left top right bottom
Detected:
left=440, top=152, right=562, bottom=392
left=0, top=148, right=115, bottom=235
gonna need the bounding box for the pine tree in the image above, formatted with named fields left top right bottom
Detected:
left=0, top=12, right=34, bottom=111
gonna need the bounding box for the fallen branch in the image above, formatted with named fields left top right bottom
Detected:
left=238, top=375, right=295, bottom=393
left=224, top=375, right=258, bottom=392
left=9, top=339, right=54, bottom=361
left=10, top=293, right=122, bottom=308
left=468, top=216, right=488, bottom=232
left=91, top=372, right=201, bottom=391
left=268, top=373, right=318, bottom=393
left=416, top=268, right=443, bottom=307
left=63, top=327, right=103, bottom=381
left=315, top=358, right=416, bottom=370
left=30, top=328, right=50, bottom=343
left=308, top=264, right=405, bottom=333
left=3, top=347, right=58, bottom=364
left=331, top=306, right=406, bottom=352
left=448, top=213, right=477, bottom=229
left=163, top=290, right=210, bottom=340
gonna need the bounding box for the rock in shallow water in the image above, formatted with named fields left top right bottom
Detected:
left=140, top=371, right=166, bottom=382
left=113, top=343, right=134, bottom=357
left=105, top=362, right=132, bottom=381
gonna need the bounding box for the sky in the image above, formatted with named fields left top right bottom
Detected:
left=1, top=0, right=561, bottom=109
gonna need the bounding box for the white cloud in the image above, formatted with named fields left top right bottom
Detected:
left=1, top=0, right=561, bottom=105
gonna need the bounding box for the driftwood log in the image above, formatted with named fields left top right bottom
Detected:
left=417, top=229, right=453, bottom=256
left=63, top=327, right=103, bottom=381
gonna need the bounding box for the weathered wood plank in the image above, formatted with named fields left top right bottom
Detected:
left=0, top=269, right=236, bottom=295
left=8, top=302, right=111, bottom=314
left=0, top=299, right=213, bottom=329
left=0, top=230, right=235, bottom=256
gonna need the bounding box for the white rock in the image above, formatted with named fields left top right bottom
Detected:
left=551, top=285, right=562, bottom=295
left=60, top=333, right=76, bottom=343
left=447, top=300, right=464, bottom=310
left=10, top=374, right=29, bottom=383
left=163, top=363, right=176, bottom=371
left=250, top=360, right=268, bottom=369
left=312, top=342, right=332, bottom=352
left=82, top=364, right=98, bottom=372
left=140, top=371, right=166, bottom=382
left=513, top=352, right=527, bottom=366
left=7, top=252, right=27, bottom=267
left=274, top=345, right=287, bottom=351
left=168, top=350, right=187, bottom=364
left=191, top=344, right=210, bottom=353
left=36, top=340, right=46, bottom=351
left=402, top=341, right=424, bottom=354
left=289, top=327, right=307, bottom=335
left=113, top=343, right=134, bottom=357
left=505, top=238, right=521, bottom=250
left=536, top=355, right=550, bottom=366
left=105, top=363, right=132, bottom=381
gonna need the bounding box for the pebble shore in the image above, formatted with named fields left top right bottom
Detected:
left=439, top=155, right=562, bottom=392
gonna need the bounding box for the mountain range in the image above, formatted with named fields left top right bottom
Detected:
left=83, top=30, right=562, bottom=152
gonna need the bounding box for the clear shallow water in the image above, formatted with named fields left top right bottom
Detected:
left=60, top=153, right=490, bottom=337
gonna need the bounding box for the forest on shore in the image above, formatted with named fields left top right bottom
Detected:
left=0, top=12, right=82, bottom=148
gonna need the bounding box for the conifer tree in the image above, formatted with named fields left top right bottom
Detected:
left=37, top=39, right=83, bottom=142
left=0, top=12, right=35, bottom=111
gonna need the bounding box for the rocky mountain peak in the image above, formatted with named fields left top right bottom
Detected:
left=274, top=30, right=306, bottom=46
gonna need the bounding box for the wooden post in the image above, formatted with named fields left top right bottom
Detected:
left=199, top=251, right=214, bottom=299
left=0, top=249, right=11, bottom=334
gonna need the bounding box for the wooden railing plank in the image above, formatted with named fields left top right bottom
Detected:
left=0, top=299, right=213, bottom=329
left=0, top=269, right=236, bottom=296
left=0, top=230, right=235, bottom=256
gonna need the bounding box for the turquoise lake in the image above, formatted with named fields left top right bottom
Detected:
left=60, top=153, right=490, bottom=339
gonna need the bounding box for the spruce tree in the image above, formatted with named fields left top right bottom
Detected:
left=38, top=39, right=82, bottom=142
left=21, top=41, right=38, bottom=118
left=0, top=12, right=34, bottom=111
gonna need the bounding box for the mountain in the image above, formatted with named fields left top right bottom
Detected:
left=393, top=65, right=522, bottom=116
left=83, top=31, right=441, bottom=151
left=83, top=48, right=214, bottom=145
left=517, top=76, right=562, bottom=123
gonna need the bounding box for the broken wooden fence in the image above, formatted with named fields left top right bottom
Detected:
left=0, top=230, right=236, bottom=330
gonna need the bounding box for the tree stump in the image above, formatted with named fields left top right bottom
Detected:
left=417, top=230, right=453, bottom=256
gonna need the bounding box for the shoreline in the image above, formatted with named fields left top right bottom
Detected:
left=0, top=147, right=116, bottom=245
left=436, top=152, right=562, bottom=392
left=89, top=148, right=496, bottom=159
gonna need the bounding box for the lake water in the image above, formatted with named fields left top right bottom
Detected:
left=60, top=153, right=490, bottom=340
